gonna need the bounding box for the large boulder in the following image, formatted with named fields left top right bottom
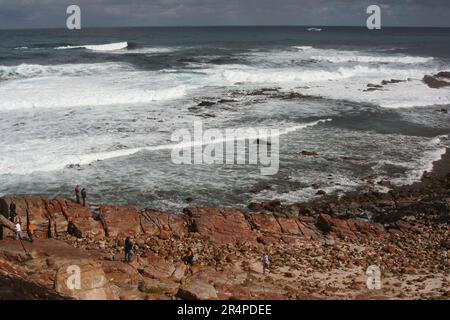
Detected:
left=184, top=207, right=256, bottom=244
left=141, top=255, right=176, bottom=279
left=0, top=196, right=104, bottom=239
left=317, top=214, right=387, bottom=239
left=140, top=209, right=187, bottom=239
left=58, top=199, right=104, bottom=239
left=0, top=196, right=52, bottom=238
left=177, top=279, right=218, bottom=300
left=251, top=213, right=282, bottom=233
left=423, top=73, right=450, bottom=88
left=54, top=262, right=116, bottom=300
left=100, top=204, right=141, bottom=238
left=316, top=214, right=356, bottom=238
left=276, top=216, right=302, bottom=235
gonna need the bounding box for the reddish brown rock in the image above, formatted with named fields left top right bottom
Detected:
left=100, top=204, right=141, bottom=238
left=184, top=207, right=256, bottom=244
left=317, top=214, right=388, bottom=239
left=0, top=196, right=74, bottom=238
left=257, top=234, right=281, bottom=245
left=296, top=221, right=319, bottom=240
left=58, top=199, right=104, bottom=239
left=54, top=262, right=116, bottom=300
left=1, top=196, right=51, bottom=238
left=140, top=209, right=187, bottom=239
left=276, top=216, right=301, bottom=235
left=316, top=214, right=356, bottom=239
left=251, top=213, right=281, bottom=234
left=142, top=255, right=176, bottom=279
left=177, top=279, right=218, bottom=300
left=44, top=198, right=69, bottom=237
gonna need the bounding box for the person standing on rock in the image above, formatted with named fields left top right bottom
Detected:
left=182, top=247, right=194, bottom=266
left=0, top=223, right=3, bottom=240
left=81, top=188, right=87, bottom=207
left=262, top=253, right=270, bottom=274
left=15, top=221, right=23, bottom=241
left=27, top=223, right=35, bottom=243
left=9, top=202, right=17, bottom=222
left=124, top=237, right=133, bottom=263
left=75, top=185, right=81, bottom=204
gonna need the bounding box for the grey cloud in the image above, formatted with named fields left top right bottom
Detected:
left=0, top=0, right=449, bottom=29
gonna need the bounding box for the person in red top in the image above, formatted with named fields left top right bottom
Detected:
left=27, top=223, right=35, bottom=243
left=183, top=247, right=194, bottom=266
left=75, top=185, right=81, bottom=204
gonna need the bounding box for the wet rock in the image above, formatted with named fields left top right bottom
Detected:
left=198, top=101, right=216, bottom=107
left=301, top=150, right=319, bottom=156
left=381, top=79, right=405, bottom=85
left=423, top=74, right=450, bottom=88
left=248, top=199, right=281, bottom=212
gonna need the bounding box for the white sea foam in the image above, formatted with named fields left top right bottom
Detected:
left=303, top=75, right=450, bottom=109
left=67, top=119, right=333, bottom=171
left=0, top=80, right=191, bottom=111
left=248, top=47, right=434, bottom=67
left=0, top=62, right=134, bottom=80
left=311, top=54, right=433, bottom=64
left=280, top=118, right=332, bottom=134
left=292, top=46, right=313, bottom=50
left=55, top=41, right=128, bottom=51
left=391, top=135, right=449, bottom=185
left=111, top=47, right=176, bottom=55
left=0, top=119, right=332, bottom=175
left=201, top=64, right=428, bottom=85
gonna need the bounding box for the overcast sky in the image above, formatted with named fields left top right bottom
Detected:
left=0, top=0, right=449, bottom=29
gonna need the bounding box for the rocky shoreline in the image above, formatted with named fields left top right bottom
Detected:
left=0, top=150, right=449, bottom=300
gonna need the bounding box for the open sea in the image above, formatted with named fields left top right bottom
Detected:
left=0, top=26, right=449, bottom=212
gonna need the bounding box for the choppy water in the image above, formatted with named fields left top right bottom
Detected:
left=0, top=27, right=449, bottom=212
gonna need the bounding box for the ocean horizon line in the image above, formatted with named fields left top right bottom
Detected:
left=1, top=24, right=450, bottom=32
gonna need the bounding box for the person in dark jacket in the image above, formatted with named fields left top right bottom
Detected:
left=0, top=224, right=3, bottom=240
left=9, top=202, right=17, bottom=222
left=81, top=188, right=87, bottom=207
left=124, top=237, right=133, bottom=263
left=182, top=247, right=194, bottom=266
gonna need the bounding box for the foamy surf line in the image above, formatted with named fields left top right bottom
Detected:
left=55, top=41, right=128, bottom=51
left=392, top=135, right=449, bottom=185
left=8, top=119, right=332, bottom=175
left=0, top=62, right=134, bottom=80
left=311, top=55, right=433, bottom=64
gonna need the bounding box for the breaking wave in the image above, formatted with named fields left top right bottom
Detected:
left=0, top=62, right=134, bottom=80
left=311, top=54, right=433, bottom=64
left=55, top=41, right=128, bottom=51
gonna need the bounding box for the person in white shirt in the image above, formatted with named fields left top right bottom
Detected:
left=262, top=253, right=270, bottom=274
left=15, top=222, right=22, bottom=241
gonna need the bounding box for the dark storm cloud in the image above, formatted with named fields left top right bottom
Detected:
left=0, top=0, right=449, bottom=29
